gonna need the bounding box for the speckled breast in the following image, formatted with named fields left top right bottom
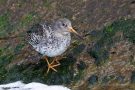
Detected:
left=33, top=35, right=71, bottom=57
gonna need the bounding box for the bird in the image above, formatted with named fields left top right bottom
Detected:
left=27, top=18, right=81, bottom=73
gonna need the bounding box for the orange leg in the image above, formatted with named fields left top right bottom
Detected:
left=53, top=56, right=67, bottom=64
left=44, top=56, right=60, bottom=74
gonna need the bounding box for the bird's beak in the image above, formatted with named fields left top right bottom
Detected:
left=68, top=27, right=83, bottom=39
left=68, top=27, right=79, bottom=35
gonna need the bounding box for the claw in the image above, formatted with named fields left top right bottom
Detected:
left=45, top=56, right=60, bottom=74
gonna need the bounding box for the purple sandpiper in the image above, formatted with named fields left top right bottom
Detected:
left=27, top=18, right=81, bottom=73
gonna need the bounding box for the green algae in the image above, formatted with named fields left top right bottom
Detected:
left=19, top=13, right=35, bottom=28
left=0, top=54, right=14, bottom=83
left=0, top=53, right=82, bottom=85
left=0, top=13, right=12, bottom=37
left=14, top=43, right=25, bottom=54
left=43, top=0, right=52, bottom=8
left=0, top=0, right=7, bottom=5
left=112, top=19, right=135, bottom=43
left=88, top=19, right=135, bottom=65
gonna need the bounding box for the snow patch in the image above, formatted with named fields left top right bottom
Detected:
left=0, top=81, right=70, bottom=90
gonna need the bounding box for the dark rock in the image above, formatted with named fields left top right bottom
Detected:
left=77, top=61, right=86, bottom=70
left=72, top=44, right=85, bottom=56
left=88, top=75, right=98, bottom=85
left=116, top=75, right=125, bottom=83
left=131, top=1, right=135, bottom=4
left=131, top=71, right=135, bottom=83
left=102, top=75, right=115, bottom=84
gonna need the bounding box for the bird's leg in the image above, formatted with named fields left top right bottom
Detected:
left=53, top=56, right=67, bottom=64
left=53, top=57, right=61, bottom=65
left=44, top=56, right=60, bottom=73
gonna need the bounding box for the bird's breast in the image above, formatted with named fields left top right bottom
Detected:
left=34, top=35, right=71, bottom=57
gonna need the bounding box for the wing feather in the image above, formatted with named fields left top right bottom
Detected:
left=27, top=23, right=50, bottom=45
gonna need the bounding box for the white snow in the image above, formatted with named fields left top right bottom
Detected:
left=0, top=81, right=70, bottom=90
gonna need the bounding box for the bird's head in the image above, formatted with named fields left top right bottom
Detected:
left=54, top=18, right=82, bottom=38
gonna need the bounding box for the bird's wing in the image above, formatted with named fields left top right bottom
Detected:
left=27, top=23, right=51, bottom=45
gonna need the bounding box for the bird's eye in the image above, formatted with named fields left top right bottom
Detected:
left=62, top=23, right=67, bottom=27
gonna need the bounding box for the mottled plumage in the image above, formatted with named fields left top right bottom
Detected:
left=27, top=19, right=71, bottom=57
left=27, top=18, right=80, bottom=73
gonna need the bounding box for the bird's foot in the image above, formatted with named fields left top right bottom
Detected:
left=45, top=57, right=60, bottom=74
left=47, top=62, right=60, bottom=74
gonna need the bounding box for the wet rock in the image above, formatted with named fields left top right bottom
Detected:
left=131, top=71, right=135, bottom=83
left=102, top=75, right=115, bottom=84
left=116, top=75, right=125, bottom=83
left=71, top=44, right=85, bottom=56
left=88, top=75, right=98, bottom=85
left=77, top=61, right=86, bottom=70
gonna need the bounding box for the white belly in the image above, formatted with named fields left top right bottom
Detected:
left=33, top=36, right=71, bottom=57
